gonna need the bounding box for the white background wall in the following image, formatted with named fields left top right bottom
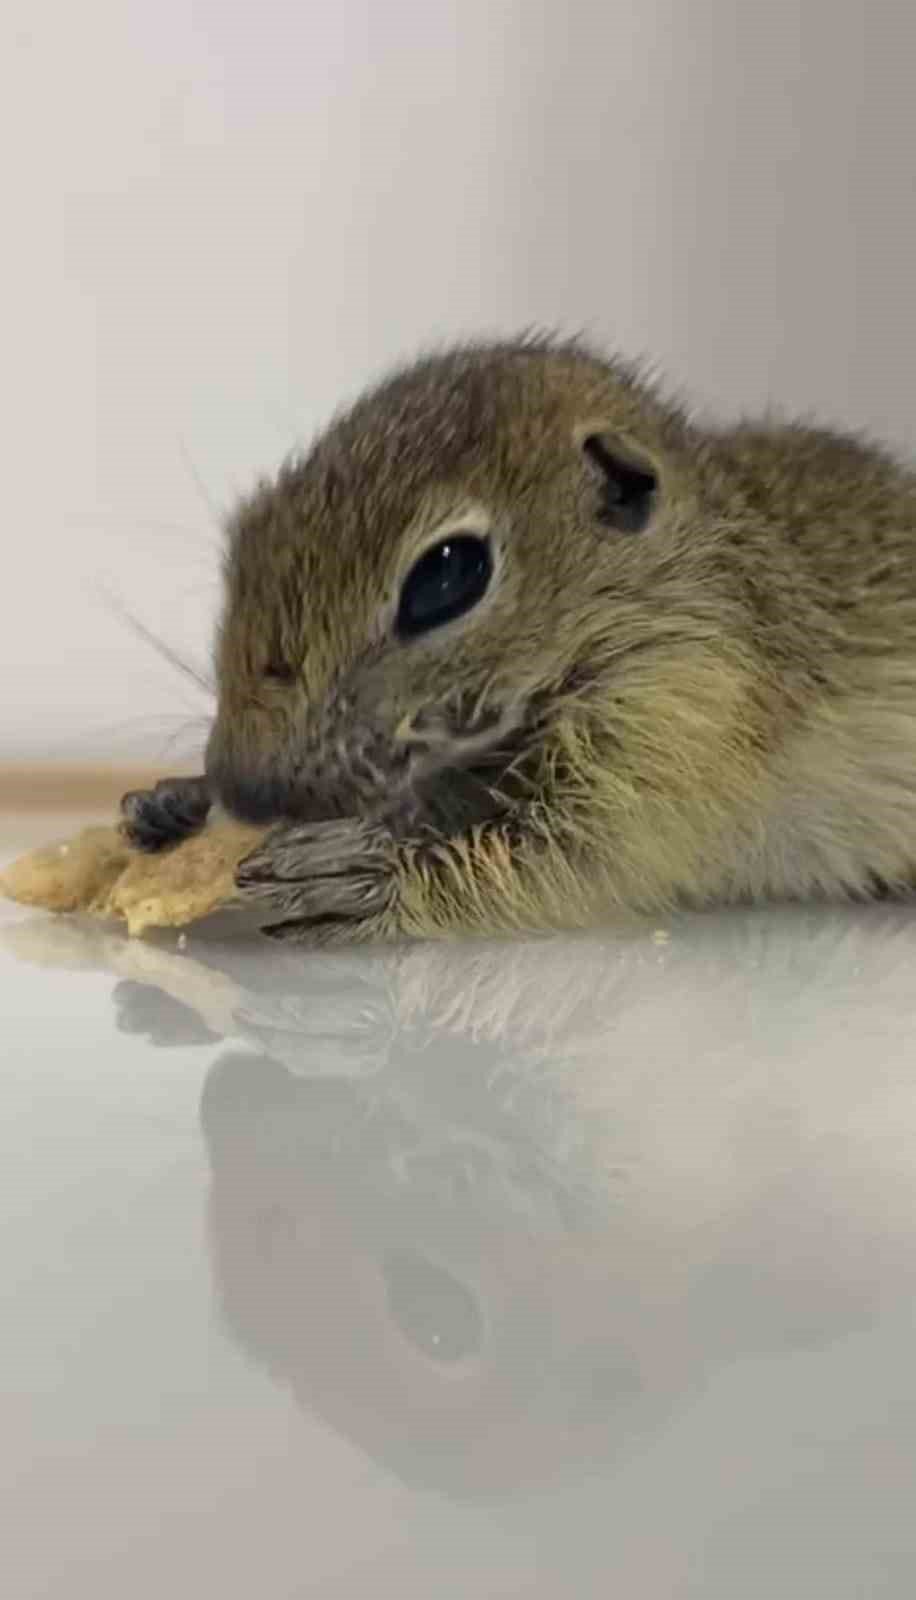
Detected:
left=2, top=0, right=915, bottom=764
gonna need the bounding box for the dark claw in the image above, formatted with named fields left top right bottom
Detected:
left=120, top=775, right=212, bottom=853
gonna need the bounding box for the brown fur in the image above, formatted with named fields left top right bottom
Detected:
left=122, top=335, right=916, bottom=942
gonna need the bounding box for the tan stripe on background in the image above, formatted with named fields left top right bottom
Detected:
left=0, top=766, right=169, bottom=812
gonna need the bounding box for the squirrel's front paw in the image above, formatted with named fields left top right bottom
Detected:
left=120, top=775, right=212, bottom=853
left=235, top=818, right=399, bottom=942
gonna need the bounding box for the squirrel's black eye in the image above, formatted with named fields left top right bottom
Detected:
left=396, top=535, right=493, bottom=639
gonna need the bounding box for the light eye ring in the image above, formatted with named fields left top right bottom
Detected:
left=395, top=532, right=494, bottom=641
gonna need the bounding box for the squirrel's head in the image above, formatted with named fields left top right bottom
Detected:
left=206, top=337, right=725, bottom=834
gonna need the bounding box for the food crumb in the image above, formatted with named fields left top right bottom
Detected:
left=177, top=933, right=188, bottom=951
left=651, top=928, right=670, bottom=945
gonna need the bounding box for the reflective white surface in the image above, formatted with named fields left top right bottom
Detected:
left=4, top=814, right=916, bottom=1597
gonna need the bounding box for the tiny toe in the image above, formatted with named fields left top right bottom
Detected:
left=120, top=789, right=147, bottom=822
left=119, top=793, right=187, bottom=852
left=154, top=777, right=211, bottom=830
left=119, top=776, right=211, bottom=853
left=234, top=850, right=271, bottom=884
left=120, top=817, right=174, bottom=853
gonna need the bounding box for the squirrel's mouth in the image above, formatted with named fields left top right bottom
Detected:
left=376, top=707, right=543, bottom=839
left=209, top=699, right=541, bottom=838
left=380, top=753, right=528, bottom=838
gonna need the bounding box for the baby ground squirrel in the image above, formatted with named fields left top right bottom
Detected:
left=120, top=335, right=916, bottom=943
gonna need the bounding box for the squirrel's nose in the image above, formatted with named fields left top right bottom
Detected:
left=205, top=720, right=299, bottom=823
left=210, top=766, right=296, bottom=824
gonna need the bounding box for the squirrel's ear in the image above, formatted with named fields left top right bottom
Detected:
left=579, top=431, right=659, bottom=534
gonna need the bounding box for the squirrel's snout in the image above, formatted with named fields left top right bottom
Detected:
left=206, top=721, right=302, bottom=824
left=211, top=767, right=297, bottom=824
left=207, top=739, right=363, bottom=825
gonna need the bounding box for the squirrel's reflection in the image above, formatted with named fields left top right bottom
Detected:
left=199, top=1034, right=672, bottom=1497
left=8, top=905, right=916, bottom=1499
